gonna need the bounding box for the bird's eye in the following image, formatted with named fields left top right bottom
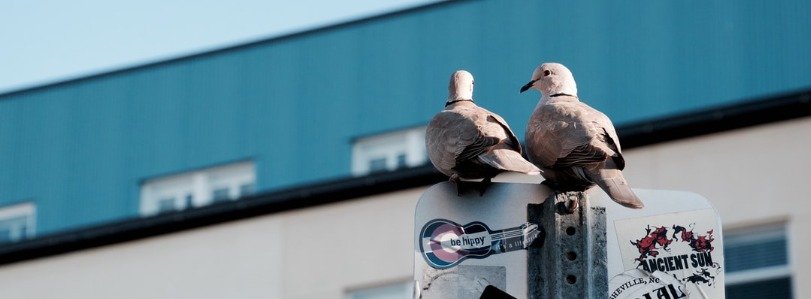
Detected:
left=543, top=70, right=551, bottom=77
left=472, top=81, right=475, bottom=85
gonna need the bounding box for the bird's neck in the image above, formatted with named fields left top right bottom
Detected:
left=539, top=93, right=578, bottom=107
left=545, top=80, right=577, bottom=98
left=445, top=98, right=474, bottom=107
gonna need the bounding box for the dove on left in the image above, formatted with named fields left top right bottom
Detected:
left=425, top=70, right=541, bottom=195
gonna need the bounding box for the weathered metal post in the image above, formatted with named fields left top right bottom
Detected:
left=528, top=192, right=607, bottom=298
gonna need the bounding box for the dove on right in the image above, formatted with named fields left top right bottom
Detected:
left=426, top=70, right=540, bottom=195
left=520, top=63, right=644, bottom=209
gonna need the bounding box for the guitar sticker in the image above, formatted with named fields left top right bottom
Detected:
left=419, top=219, right=541, bottom=269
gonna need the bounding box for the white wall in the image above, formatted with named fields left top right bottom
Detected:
left=0, top=117, right=808, bottom=298
left=0, top=216, right=286, bottom=299
left=0, top=188, right=422, bottom=299
left=280, top=188, right=421, bottom=298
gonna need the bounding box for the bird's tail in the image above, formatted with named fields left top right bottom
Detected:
left=478, top=149, right=542, bottom=175
left=590, top=168, right=644, bottom=209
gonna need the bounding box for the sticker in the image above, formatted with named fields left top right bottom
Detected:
left=615, top=209, right=723, bottom=293
left=419, top=219, right=540, bottom=269
left=609, top=269, right=689, bottom=299
left=420, top=265, right=507, bottom=299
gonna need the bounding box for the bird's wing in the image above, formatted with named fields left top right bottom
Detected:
left=557, top=100, right=627, bottom=167
left=527, top=98, right=628, bottom=170
left=473, top=107, right=540, bottom=174
left=425, top=105, right=495, bottom=173
left=526, top=98, right=598, bottom=167
left=600, top=127, right=625, bottom=170
left=477, top=107, right=523, bottom=154
left=584, top=104, right=625, bottom=170
left=454, top=106, right=509, bottom=164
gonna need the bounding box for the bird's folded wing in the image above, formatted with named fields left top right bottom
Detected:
left=479, top=108, right=523, bottom=153
left=478, top=149, right=541, bottom=175
left=426, top=109, right=487, bottom=170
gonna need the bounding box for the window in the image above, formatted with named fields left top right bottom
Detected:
left=211, top=188, right=230, bottom=202
left=396, top=153, right=407, bottom=168
left=0, top=202, right=36, bottom=244
left=351, top=127, right=427, bottom=176
left=346, top=281, right=413, bottom=299
left=239, top=183, right=255, bottom=197
left=140, top=161, right=256, bottom=216
left=368, top=158, right=388, bottom=173
left=157, top=198, right=177, bottom=213
left=725, top=224, right=792, bottom=298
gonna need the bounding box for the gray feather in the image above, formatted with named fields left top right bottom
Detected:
left=478, top=149, right=542, bottom=175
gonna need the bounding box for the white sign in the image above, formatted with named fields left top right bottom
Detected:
left=414, top=182, right=549, bottom=298
left=414, top=184, right=725, bottom=298
left=599, top=189, right=725, bottom=298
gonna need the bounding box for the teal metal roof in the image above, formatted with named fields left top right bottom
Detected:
left=1, top=0, right=810, bottom=235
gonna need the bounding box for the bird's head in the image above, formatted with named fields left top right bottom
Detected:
left=519, top=62, right=577, bottom=97
left=447, top=70, right=474, bottom=103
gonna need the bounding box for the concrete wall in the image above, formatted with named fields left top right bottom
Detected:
left=0, top=117, right=808, bottom=298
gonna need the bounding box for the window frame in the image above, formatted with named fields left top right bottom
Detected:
left=0, top=202, right=36, bottom=243
left=351, top=126, right=427, bottom=176
left=724, top=224, right=792, bottom=291
left=139, top=161, right=256, bottom=216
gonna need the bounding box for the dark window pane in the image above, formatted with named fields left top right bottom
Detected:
left=0, top=216, right=29, bottom=243
left=212, top=188, right=230, bottom=202
left=185, top=194, right=194, bottom=209
left=396, top=153, right=407, bottom=169
left=0, top=227, right=11, bottom=244
left=239, top=183, right=255, bottom=197
left=727, top=277, right=792, bottom=299
left=157, top=198, right=175, bottom=213
left=725, top=238, right=788, bottom=272
left=369, top=158, right=388, bottom=173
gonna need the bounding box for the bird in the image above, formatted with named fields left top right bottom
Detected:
left=520, top=62, right=644, bottom=209
left=426, top=70, right=541, bottom=195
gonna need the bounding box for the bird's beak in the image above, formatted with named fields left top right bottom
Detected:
left=520, top=79, right=538, bottom=93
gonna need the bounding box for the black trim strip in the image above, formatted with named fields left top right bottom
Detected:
left=618, top=89, right=811, bottom=148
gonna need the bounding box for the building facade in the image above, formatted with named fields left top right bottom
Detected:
left=1, top=0, right=809, bottom=236
left=0, top=0, right=809, bottom=298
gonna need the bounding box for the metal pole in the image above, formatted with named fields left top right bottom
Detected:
left=528, top=191, right=607, bottom=298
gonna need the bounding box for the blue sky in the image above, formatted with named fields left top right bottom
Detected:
left=0, top=0, right=438, bottom=93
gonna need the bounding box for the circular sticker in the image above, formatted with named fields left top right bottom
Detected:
left=609, top=269, right=690, bottom=299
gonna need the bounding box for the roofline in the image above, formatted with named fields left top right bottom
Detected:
left=0, top=87, right=808, bottom=266
left=618, top=88, right=811, bottom=148
left=0, top=0, right=465, bottom=98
